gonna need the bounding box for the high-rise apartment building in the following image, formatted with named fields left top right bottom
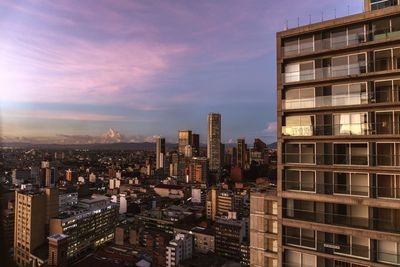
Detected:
left=14, top=188, right=59, bottom=267
left=276, top=1, right=400, bottom=266
left=188, top=157, right=208, bottom=183
left=207, top=113, right=221, bottom=173
left=156, top=137, right=166, bottom=170
left=178, top=130, right=192, bottom=155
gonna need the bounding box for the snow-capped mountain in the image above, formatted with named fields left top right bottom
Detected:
left=101, top=128, right=124, bottom=143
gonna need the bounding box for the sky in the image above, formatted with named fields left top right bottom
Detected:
left=0, top=0, right=364, bottom=144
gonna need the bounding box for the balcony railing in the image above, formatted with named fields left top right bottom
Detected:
left=282, top=122, right=400, bottom=137
left=284, top=181, right=400, bottom=199
left=283, top=28, right=400, bottom=58
left=283, top=64, right=367, bottom=84
left=283, top=208, right=400, bottom=234
left=283, top=94, right=369, bottom=110
left=283, top=234, right=371, bottom=260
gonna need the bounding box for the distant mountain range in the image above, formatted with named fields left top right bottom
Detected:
left=1, top=128, right=277, bottom=151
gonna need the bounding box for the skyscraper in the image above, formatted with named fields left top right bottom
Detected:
left=237, top=138, right=246, bottom=168
left=178, top=130, right=192, bottom=155
left=156, top=137, right=166, bottom=170
left=273, top=1, right=400, bottom=266
left=207, top=113, right=221, bottom=173
left=191, top=133, right=200, bottom=157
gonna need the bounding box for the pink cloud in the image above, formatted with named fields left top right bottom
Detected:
left=6, top=109, right=128, bottom=122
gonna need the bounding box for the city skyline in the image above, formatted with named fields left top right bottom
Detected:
left=0, top=0, right=363, bottom=144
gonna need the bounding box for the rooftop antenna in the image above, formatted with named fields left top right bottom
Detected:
left=309, top=14, right=312, bottom=25
left=297, top=17, right=300, bottom=27
left=321, top=11, right=324, bottom=22
left=347, top=5, right=350, bottom=16
left=284, top=19, right=288, bottom=30
left=334, top=8, right=337, bottom=19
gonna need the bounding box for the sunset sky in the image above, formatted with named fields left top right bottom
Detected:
left=0, top=0, right=363, bottom=144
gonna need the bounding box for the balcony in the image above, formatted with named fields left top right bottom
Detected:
left=282, top=16, right=400, bottom=58
left=283, top=206, right=400, bottom=234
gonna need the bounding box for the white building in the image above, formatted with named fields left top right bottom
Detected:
left=109, top=178, right=121, bottom=189
left=166, top=233, right=193, bottom=267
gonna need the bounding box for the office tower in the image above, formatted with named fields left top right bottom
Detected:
left=49, top=195, right=118, bottom=260
left=178, top=130, right=192, bottom=155
left=217, top=190, right=235, bottom=218
left=188, top=157, right=208, bottom=183
left=207, top=113, right=221, bottom=172
left=277, top=2, right=400, bottom=266
left=156, top=137, right=166, bottom=170
left=206, top=187, right=218, bottom=221
left=237, top=137, right=246, bottom=168
left=249, top=190, right=278, bottom=267
left=14, top=188, right=59, bottom=266
left=215, top=216, right=247, bottom=263
left=191, top=133, right=200, bottom=156
left=166, top=233, right=193, bottom=267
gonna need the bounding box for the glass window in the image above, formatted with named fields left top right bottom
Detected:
left=371, top=0, right=398, bottom=10
left=377, top=240, right=400, bottom=264
left=333, top=113, right=367, bottom=135
left=300, top=62, right=315, bottom=81
left=348, top=25, right=365, bottom=45
left=284, top=115, right=314, bottom=136
left=374, top=80, right=393, bottom=103
left=286, top=170, right=300, bottom=191
left=284, top=61, right=315, bottom=83
left=376, top=174, right=400, bottom=198
left=331, top=28, right=347, bottom=48
left=284, top=37, right=299, bottom=56
left=349, top=54, right=366, bottom=75
left=394, top=48, right=400, bottom=69
left=375, top=49, right=392, bottom=71
left=286, top=144, right=300, bottom=163
left=301, top=144, right=315, bottom=164
left=299, top=35, right=314, bottom=53
left=332, top=56, right=349, bottom=77
left=376, top=111, right=394, bottom=134
left=372, top=18, right=391, bottom=39
left=284, top=88, right=315, bottom=109
left=392, top=16, right=400, bottom=32
left=334, top=143, right=368, bottom=165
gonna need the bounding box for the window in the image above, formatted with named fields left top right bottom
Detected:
left=331, top=53, right=366, bottom=77
left=333, top=112, right=368, bottom=136
left=285, top=227, right=316, bottom=249
left=284, top=87, right=315, bottom=109
left=375, top=49, right=393, bottom=71
left=299, top=35, right=314, bottom=54
left=331, top=28, right=347, bottom=48
left=283, top=115, right=315, bottom=136
left=329, top=25, right=366, bottom=49
left=285, top=143, right=315, bottom=164
left=285, top=170, right=316, bottom=192
left=376, top=174, right=400, bottom=199
left=284, top=61, right=315, bottom=83
left=334, top=234, right=370, bottom=259
left=373, top=16, right=400, bottom=40
left=371, top=0, right=398, bottom=10
left=332, top=83, right=367, bottom=106
left=377, top=240, right=400, bottom=264
left=284, top=37, right=299, bottom=56
left=334, top=172, right=369, bottom=196
left=334, top=143, right=368, bottom=165
left=285, top=250, right=316, bottom=267
left=376, top=143, right=400, bottom=166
